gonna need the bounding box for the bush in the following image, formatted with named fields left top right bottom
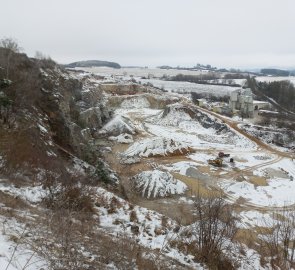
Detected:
left=258, top=207, right=295, bottom=269
left=174, top=192, right=239, bottom=269
left=43, top=180, right=94, bottom=212
left=94, top=160, right=112, bottom=184
left=130, top=210, right=138, bottom=223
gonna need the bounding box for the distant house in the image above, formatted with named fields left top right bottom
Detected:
left=229, top=88, right=254, bottom=118
left=253, top=100, right=271, bottom=110
left=212, top=103, right=231, bottom=115
left=196, top=98, right=206, bottom=107
left=212, top=105, right=222, bottom=113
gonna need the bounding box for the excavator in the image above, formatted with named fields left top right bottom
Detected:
left=208, top=158, right=223, bottom=167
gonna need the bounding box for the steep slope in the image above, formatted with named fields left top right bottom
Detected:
left=0, top=48, right=113, bottom=182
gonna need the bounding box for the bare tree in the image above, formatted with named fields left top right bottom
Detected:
left=34, top=50, right=46, bottom=60
left=192, top=192, right=238, bottom=268
left=0, top=37, right=22, bottom=79
left=0, top=37, right=21, bottom=53
left=171, top=191, right=240, bottom=269
left=259, top=207, right=295, bottom=269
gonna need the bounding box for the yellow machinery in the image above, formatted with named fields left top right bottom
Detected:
left=208, top=158, right=223, bottom=167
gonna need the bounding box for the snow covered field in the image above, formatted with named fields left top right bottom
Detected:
left=75, top=67, right=245, bottom=97
left=137, top=78, right=239, bottom=96
left=73, top=66, right=205, bottom=78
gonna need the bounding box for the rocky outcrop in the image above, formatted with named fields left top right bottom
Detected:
left=0, top=48, right=111, bottom=181
left=79, top=107, right=105, bottom=129
left=100, top=83, right=144, bottom=95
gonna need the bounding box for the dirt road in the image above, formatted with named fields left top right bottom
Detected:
left=196, top=106, right=293, bottom=159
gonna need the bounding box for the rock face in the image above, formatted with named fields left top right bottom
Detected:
left=241, top=124, right=295, bottom=149
left=0, top=48, right=111, bottom=180
left=100, top=83, right=144, bottom=95
left=79, top=107, right=105, bottom=129
left=132, top=170, right=187, bottom=198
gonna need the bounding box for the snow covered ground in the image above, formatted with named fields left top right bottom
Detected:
left=219, top=158, right=295, bottom=207
left=73, top=66, right=206, bottom=78
left=0, top=217, right=46, bottom=270
left=95, top=187, right=263, bottom=269
left=238, top=211, right=274, bottom=229
left=95, top=187, right=204, bottom=269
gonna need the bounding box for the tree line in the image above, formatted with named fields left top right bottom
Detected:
left=167, top=73, right=245, bottom=87
left=257, top=80, right=295, bottom=112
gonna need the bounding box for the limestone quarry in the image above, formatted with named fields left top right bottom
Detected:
left=1, top=51, right=295, bottom=269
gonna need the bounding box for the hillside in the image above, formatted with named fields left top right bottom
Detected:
left=260, top=68, right=290, bottom=76
left=65, top=60, right=121, bottom=69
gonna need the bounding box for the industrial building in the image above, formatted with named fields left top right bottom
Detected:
left=229, top=88, right=254, bottom=118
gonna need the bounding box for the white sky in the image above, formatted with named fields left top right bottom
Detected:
left=0, top=0, right=294, bottom=69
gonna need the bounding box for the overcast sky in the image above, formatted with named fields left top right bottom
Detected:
left=0, top=0, right=294, bottom=69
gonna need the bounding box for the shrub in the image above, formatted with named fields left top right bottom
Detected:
left=94, top=160, right=111, bottom=184
left=43, top=180, right=94, bottom=213
left=173, top=192, right=239, bottom=269
left=130, top=210, right=138, bottom=223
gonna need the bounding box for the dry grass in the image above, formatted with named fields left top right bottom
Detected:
left=249, top=175, right=268, bottom=187
left=235, top=228, right=259, bottom=249
left=172, top=172, right=221, bottom=198
left=0, top=191, right=29, bottom=210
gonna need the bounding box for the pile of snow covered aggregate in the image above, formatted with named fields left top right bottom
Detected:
left=132, top=170, right=187, bottom=198
left=124, top=137, right=191, bottom=158
left=100, top=115, right=136, bottom=135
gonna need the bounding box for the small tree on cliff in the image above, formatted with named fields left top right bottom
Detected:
left=0, top=37, right=22, bottom=79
